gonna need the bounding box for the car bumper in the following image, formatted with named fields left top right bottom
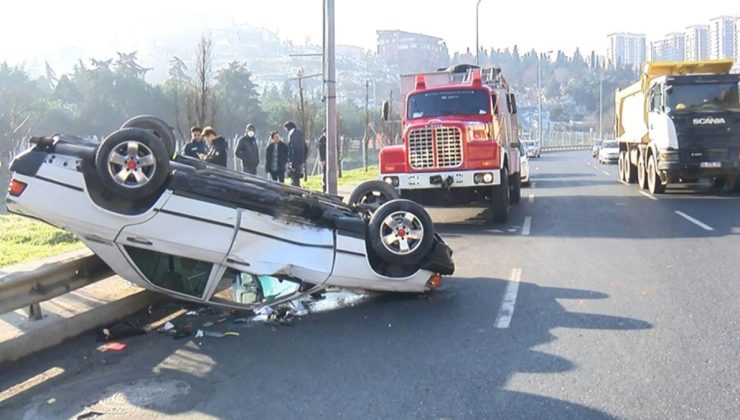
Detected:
left=380, top=169, right=501, bottom=190
left=659, top=160, right=740, bottom=176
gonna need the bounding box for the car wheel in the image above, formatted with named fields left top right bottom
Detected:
left=121, top=115, right=177, bottom=158
left=637, top=154, right=647, bottom=189
left=348, top=180, right=400, bottom=213
left=95, top=128, right=170, bottom=199
left=489, top=169, right=510, bottom=223
left=647, top=154, right=665, bottom=194
left=368, top=199, right=434, bottom=265
left=720, top=174, right=739, bottom=194
left=510, top=172, right=521, bottom=203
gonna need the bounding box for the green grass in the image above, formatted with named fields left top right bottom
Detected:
left=0, top=215, right=84, bottom=267
left=302, top=165, right=379, bottom=192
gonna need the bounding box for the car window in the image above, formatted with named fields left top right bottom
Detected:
left=125, top=246, right=212, bottom=297
left=210, top=269, right=301, bottom=307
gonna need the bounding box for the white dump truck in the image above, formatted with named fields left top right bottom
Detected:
left=615, top=60, right=740, bottom=193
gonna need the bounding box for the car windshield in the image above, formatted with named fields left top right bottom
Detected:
left=602, top=142, right=617, bottom=149
left=666, top=82, right=740, bottom=113
left=407, top=89, right=489, bottom=119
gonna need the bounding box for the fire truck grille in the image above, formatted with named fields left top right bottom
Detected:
left=435, top=127, right=463, bottom=168
left=408, top=127, right=463, bottom=169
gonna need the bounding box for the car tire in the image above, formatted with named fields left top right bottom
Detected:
left=95, top=128, right=170, bottom=199
left=368, top=199, right=434, bottom=266
left=510, top=172, right=521, bottom=203
left=348, top=180, right=400, bottom=213
left=489, top=169, right=510, bottom=223
left=720, top=175, right=739, bottom=194
left=121, top=115, right=177, bottom=158
left=637, top=154, right=648, bottom=189
left=647, top=153, right=665, bottom=194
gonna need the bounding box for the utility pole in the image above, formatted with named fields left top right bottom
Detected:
left=476, top=0, right=483, bottom=66
left=538, top=50, right=553, bottom=145
left=297, top=68, right=307, bottom=138
left=364, top=80, right=370, bottom=171
left=324, top=0, right=338, bottom=195
left=599, top=76, right=604, bottom=140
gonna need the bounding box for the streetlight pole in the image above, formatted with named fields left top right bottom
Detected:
left=476, top=0, right=483, bottom=66
left=324, top=0, right=338, bottom=195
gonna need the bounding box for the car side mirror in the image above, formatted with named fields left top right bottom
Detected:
left=381, top=101, right=390, bottom=121
left=507, top=94, right=517, bottom=114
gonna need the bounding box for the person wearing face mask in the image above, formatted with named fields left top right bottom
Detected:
left=235, top=123, right=260, bottom=175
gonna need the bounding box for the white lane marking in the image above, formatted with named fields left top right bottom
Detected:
left=639, top=191, right=658, bottom=201
left=495, top=268, right=523, bottom=329
left=528, top=194, right=535, bottom=203
left=521, top=216, right=532, bottom=236
left=591, top=164, right=599, bottom=170
left=0, top=367, right=65, bottom=404
left=601, top=170, right=611, bottom=176
left=620, top=181, right=629, bottom=185
left=675, top=211, right=714, bottom=231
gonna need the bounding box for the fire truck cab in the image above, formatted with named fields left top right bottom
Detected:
left=380, top=64, right=521, bottom=223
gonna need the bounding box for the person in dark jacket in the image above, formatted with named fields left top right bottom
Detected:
left=265, top=131, right=288, bottom=183
left=202, top=127, right=228, bottom=167
left=235, top=123, right=260, bottom=175
left=183, top=126, right=207, bottom=159
left=284, top=121, right=308, bottom=187
left=317, top=128, right=327, bottom=192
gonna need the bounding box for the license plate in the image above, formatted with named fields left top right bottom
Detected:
left=700, top=162, right=721, bottom=168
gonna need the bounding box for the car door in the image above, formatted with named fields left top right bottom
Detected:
left=114, top=193, right=239, bottom=300
left=224, top=208, right=335, bottom=287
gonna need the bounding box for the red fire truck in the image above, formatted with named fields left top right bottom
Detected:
left=378, top=64, right=522, bottom=223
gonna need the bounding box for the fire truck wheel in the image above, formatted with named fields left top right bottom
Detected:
left=618, top=151, right=626, bottom=182
left=489, top=169, right=510, bottom=223
left=349, top=180, right=400, bottom=213
left=368, top=199, right=434, bottom=265
left=510, top=172, right=521, bottom=203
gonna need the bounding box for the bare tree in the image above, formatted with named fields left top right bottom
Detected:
left=192, top=34, right=214, bottom=127
left=166, top=56, right=190, bottom=142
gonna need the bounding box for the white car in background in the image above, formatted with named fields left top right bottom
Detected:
left=522, top=140, right=541, bottom=158
left=598, top=140, right=619, bottom=164
left=6, top=116, right=454, bottom=310
left=519, top=142, right=531, bottom=186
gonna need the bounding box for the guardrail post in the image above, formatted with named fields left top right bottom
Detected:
left=27, top=302, right=43, bottom=320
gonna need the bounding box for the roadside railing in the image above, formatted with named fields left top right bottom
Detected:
left=0, top=249, right=112, bottom=320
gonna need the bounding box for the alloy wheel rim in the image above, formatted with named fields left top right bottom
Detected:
left=107, top=140, right=157, bottom=188
left=379, top=211, right=424, bottom=255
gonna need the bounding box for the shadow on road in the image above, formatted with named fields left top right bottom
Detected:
left=1, top=278, right=651, bottom=419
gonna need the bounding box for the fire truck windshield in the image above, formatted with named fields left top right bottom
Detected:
left=407, top=89, right=489, bottom=119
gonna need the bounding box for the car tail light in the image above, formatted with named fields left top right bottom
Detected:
left=8, top=179, right=27, bottom=197
left=428, top=274, right=443, bottom=289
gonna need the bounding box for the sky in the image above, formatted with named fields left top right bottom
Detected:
left=1, top=0, right=738, bottom=68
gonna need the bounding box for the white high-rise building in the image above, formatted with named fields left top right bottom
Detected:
left=685, top=25, right=710, bottom=61
left=607, top=33, right=646, bottom=68
left=651, top=33, right=685, bottom=62
left=736, top=17, right=740, bottom=63
left=709, top=16, right=736, bottom=60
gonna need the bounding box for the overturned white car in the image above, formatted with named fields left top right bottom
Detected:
left=6, top=117, right=454, bottom=310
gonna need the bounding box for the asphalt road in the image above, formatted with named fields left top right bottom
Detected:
left=1, top=151, right=739, bottom=419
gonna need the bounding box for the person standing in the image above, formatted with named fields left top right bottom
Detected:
left=202, top=127, right=228, bottom=167
left=183, top=126, right=207, bottom=159
left=284, top=121, right=307, bottom=187
left=265, top=131, right=288, bottom=183
left=317, top=128, right=327, bottom=192
left=235, top=123, right=260, bottom=175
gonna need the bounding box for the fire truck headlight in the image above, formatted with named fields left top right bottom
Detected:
left=383, top=176, right=400, bottom=187
left=474, top=174, right=483, bottom=184
left=474, top=173, right=494, bottom=184
left=483, top=173, right=494, bottom=184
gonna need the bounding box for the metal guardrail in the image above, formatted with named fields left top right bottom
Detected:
left=541, top=145, right=592, bottom=152
left=0, top=250, right=112, bottom=319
